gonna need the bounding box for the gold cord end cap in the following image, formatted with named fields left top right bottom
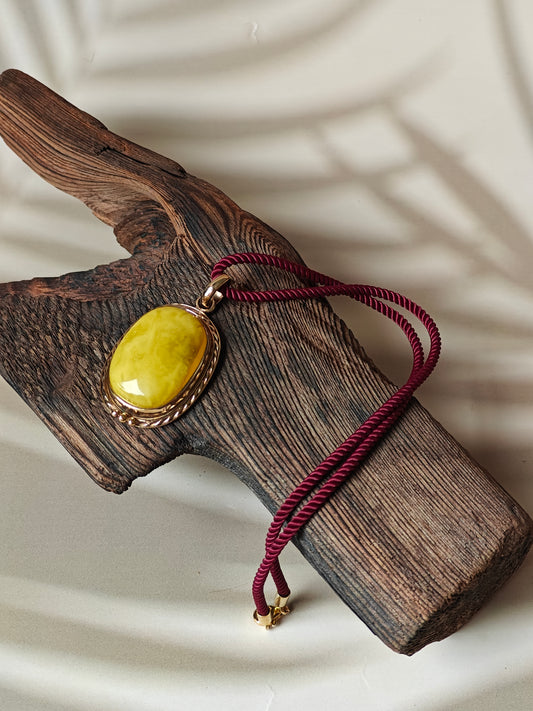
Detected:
left=253, top=595, right=291, bottom=629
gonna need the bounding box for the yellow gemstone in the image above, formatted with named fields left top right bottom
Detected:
left=108, top=305, right=207, bottom=410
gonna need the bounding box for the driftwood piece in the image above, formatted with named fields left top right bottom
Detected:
left=0, top=69, right=531, bottom=655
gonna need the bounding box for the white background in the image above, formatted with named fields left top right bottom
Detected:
left=1, top=1, right=533, bottom=709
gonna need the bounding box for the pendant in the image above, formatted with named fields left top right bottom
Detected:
left=101, top=275, right=229, bottom=428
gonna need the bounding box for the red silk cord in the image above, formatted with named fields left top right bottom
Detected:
left=211, top=253, right=441, bottom=619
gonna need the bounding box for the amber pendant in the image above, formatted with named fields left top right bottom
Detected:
left=102, top=276, right=229, bottom=428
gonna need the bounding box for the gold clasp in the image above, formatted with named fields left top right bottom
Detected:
left=196, top=274, right=231, bottom=313
left=253, top=595, right=291, bottom=629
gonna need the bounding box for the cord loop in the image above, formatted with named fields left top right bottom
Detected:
left=211, top=252, right=441, bottom=624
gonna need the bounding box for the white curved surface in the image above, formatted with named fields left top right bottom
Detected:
left=1, top=1, right=532, bottom=709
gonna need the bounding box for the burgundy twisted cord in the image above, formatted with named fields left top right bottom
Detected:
left=211, top=252, right=441, bottom=620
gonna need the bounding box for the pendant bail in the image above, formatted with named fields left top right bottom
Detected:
left=196, top=274, right=231, bottom=313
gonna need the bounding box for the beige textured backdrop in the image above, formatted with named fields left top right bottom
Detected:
left=1, top=1, right=532, bottom=709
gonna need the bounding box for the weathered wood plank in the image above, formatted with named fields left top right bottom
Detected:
left=1, top=69, right=531, bottom=654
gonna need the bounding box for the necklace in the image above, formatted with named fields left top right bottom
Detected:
left=101, top=252, right=441, bottom=628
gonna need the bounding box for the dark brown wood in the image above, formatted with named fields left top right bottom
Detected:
left=0, top=69, right=531, bottom=654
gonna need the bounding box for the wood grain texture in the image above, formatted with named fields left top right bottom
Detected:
left=0, top=69, right=531, bottom=654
